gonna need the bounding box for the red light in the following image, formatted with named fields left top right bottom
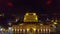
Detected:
left=46, top=0, right=52, bottom=5
left=7, top=2, right=13, bottom=7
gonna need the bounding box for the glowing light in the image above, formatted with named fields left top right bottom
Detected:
left=23, top=29, right=25, bottom=32
left=33, top=13, right=36, bottom=15
left=52, top=25, right=56, bottom=28
left=41, top=29, right=43, bottom=32
left=7, top=2, right=13, bottom=7
left=20, top=29, right=22, bottom=31
left=33, top=28, right=36, bottom=31
left=0, top=28, right=5, bottom=31
left=27, top=28, right=29, bottom=32
left=37, top=29, right=39, bottom=32
left=46, top=28, right=48, bottom=32
left=12, top=29, right=14, bottom=31
left=9, top=27, right=12, bottom=30
left=24, top=18, right=26, bottom=20
left=0, top=28, right=3, bottom=31
left=16, top=18, right=19, bottom=22
left=49, top=29, right=51, bottom=32
left=17, top=29, right=19, bottom=31
left=43, top=29, right=45, bottom=32
left=19, top=23, right=24, bottom=25
left=46, top=0, right=52, bottom=5
left=8, top=22, right=12, bottom=26
left=35, top=17, right=38, bottom=20
left=15, top=29, right=16, bottom=32
left=24, top=13, right=38, bottom=22
left=26, top=13, right=29, bottom=15
left=0, top=14, right=4, bottom=16
left=40, top=23, right=43, bottom=25
left=54, top=22, right=57, bottom=25
left=51, top=20, right=54, bottom=22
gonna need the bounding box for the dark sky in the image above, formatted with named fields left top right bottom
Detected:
left=0, top=0, right=60, bottom=25
left=0, top=0, right=60, bottom=14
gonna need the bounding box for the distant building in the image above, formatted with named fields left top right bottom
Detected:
left=12, top=13, right=55, bottom=34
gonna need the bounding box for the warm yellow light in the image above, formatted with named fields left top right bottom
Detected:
left=54, top=22, right=57, bottom=25
left=46, top=29, right=48, bottom=32
left=43, top=29, right=45, bottom=32
left=35, top=17, right=38, bottom=20
left=40, top=23, right=43, bottom=25
left=17, top=29, right=19, bottom=31
left=24, top=18, right=26, bottom=20
left=20, top=29, right=22, bottom=31
left=26, top=13, right=29, bottom=15
left=1, top=28, right=5, bottom=31
left=27, top=28, right=29, bottom=32
left=51, top=20, right=54, bottom=22
left=5, top=30, right=8, bottom=32
left=19, top=23, right=24, bottom=25
left=33, top=28, right=36, bottom=31
left=23, top=29, right=25, bottom=32
left=0, top=14, right=4, bottom=16
left=33, top=13, right=36, bottom=15
left=12, top=29, right=14, bottom=31
left=41, top=29, right=43, bottom=32
left=24, top=13, right=38, bottom=22
left=15, top=29, right=16, bottom=31
left=49, top=29, right=51, bottom=32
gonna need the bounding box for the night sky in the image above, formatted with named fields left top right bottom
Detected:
left=0, top=0, right=60, bottom=26
left=0, top=0, right=60, bottom=13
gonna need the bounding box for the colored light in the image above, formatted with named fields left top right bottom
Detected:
left=7, top=2, right=13, bottom=7
left=33, top=13, right=36, bottom=15
left=20, top=29, right=22, bottom=31
left=19, top=23, right=24, bottom=25
left=24, top=18, right=26, bottom=20
left=16, top=18, right=19, bottom=22
left=17, top=29, right=19, bottom=31
left=33, top=28, right=36, bottom=31
left=0, top=13, right=4, bottom=16
left=40, top=23, right=43, bottom=25
left=12, top=29, right=14, bottom=31
left=54, top=22, right=57, bottom=25
left=35, top=17, right=38, bottom=20
left=26, top=13, right=29, bottom=15
left=52, top=25, right=56, bottom=28
left=46, top=0, right=52, bottom=5
left=23, top=29, right=25, bottom=32
left=27, top=28, right=29, bottom=32
left=51, top=20, right=54, bottom=22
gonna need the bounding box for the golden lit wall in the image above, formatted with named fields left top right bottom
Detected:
left=23, top=13, right=38, bottom=22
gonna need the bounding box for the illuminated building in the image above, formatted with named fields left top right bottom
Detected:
left=24, top=13, right=38, bottom=22
left=12, top=13, right=56, bottom=34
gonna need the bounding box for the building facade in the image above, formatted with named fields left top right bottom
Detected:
left=12, top=13, right=55, bottom=34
